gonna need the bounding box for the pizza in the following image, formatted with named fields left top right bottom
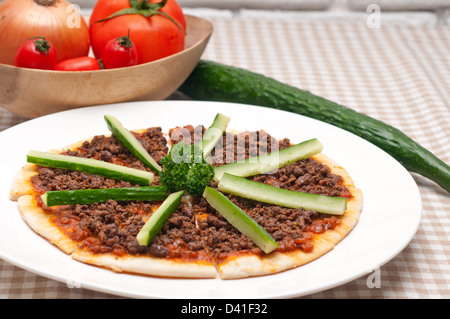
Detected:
left=9, top=114, right=362, bottom=280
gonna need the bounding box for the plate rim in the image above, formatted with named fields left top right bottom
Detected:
left=0, top=100, right=422, bottom=299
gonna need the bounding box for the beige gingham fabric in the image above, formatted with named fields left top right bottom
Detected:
left=0, top=13, right=449, bottom=299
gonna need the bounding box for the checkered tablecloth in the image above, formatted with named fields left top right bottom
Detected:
left=0, top=10, right=449, bottom=299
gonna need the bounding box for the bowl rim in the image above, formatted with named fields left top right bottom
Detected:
left=0, top=14, right=213, bottom=75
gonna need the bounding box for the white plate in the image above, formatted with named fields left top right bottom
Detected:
left=0, top=101, right=422, bottom=299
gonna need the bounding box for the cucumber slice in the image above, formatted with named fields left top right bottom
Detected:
left=214, top=138, right=323, bottom=182
left=41, top=186, right=168, bottom=207
left=201, top=113, right=230, bottom=157
left=218, top=173, right=347, bottom=215
left=202, top=186, right=278, bottom=254
left=27, top=150, right=154, bottom=186
left=136, top=190, right=184, bottom=246
left=104, top=115, right=162, bottom=172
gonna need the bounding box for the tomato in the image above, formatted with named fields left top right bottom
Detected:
left=101, top=33, right=138, bottom=69
left=54, top=57, right=102, bottom=71
left=14, top=37, right=57, bottom=70
left=89, top=0, right=186, bottom=65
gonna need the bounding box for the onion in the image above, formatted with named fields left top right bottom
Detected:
left=0, top=0, right=90, bottom=65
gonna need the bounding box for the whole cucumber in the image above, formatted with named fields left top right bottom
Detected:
left=179, top=60, right=450, bottom=192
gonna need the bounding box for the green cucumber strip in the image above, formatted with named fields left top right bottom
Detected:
left=201, top=113, right=230, bottom=157
left=214, top=138, right=323, bottom=182
left=202, top=186, right=278, bottom=254
left=41, top=186, right=168, bottom=207
left=218, top=173, right=347, bottom=215
left=27, top=150, right=154, bottom=186
left=136, top=190, right=184, bottom=246
left=104, top=115, right=162, bottom=172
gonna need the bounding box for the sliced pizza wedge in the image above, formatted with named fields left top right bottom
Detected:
left=191, top=131, right=362, bottom=279
left=10, top=126, right=218, bottom=279
left=71, top=198, right=217, bottom=278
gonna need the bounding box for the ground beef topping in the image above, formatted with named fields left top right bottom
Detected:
left=29, top=128, right=162, bottom=255
left=250, top=158, right=352, bottom=197
left=30, top=125, right=350, bottom=261
left=68, top=199, right=209, bottom=261
left=146, top=200, right=208, bottom=260
left=67, top=127, right=168, bottom=171
left=168, top=124, right=291, bottom=166
left=193, top=189, right=341, bottom=261
left=30, top=126, right=212, bottom=261
left=31, top=127, right=168, bottom=194
left=72, top=200, right=152, bottom=255
left=190, top=129, right=350, bottom=260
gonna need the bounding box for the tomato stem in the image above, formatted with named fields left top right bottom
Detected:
left=30, top=36, right=51, bottom=55
left=117, top=29, right=134, bottom=49
left=97, top=59, right=104, bottom=70
left=131, top=0, right=164, bottom=10
left=117, top=30, right=135, bottom=58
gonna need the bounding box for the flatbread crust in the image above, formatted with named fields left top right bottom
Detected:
left=17, top=193, right=218, bottom=278
left=216, top=236, right=335, bottom=279
left=311, top=153, right=363, bottom=245
left=17, top=195, right=79, bottom=254
left=17, top=195, right=218, bottom=278
left=72, top=248, right=218, bottom=278
left=10, top=163, right=38, bottom=201
left=10, top=148, right=60, bottom=201
left=10, top=128, right=362, bottom=280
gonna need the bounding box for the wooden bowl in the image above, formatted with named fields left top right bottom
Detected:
left=0, top=15, right=213, bottom=118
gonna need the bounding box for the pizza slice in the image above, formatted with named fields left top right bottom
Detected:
left=70, top=197, right=217, bottom=278
left=191, top=130, right=363, bottom=279
left=10, top=126, right=217, bottom=278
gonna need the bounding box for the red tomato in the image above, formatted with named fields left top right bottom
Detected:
left=54, top=57, right=102, bottom=71
left=101, top=33, right=138, bottom=69
left=89, top=0, right=186, bottom=65
left=14, top=37, right=57, bottom=70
